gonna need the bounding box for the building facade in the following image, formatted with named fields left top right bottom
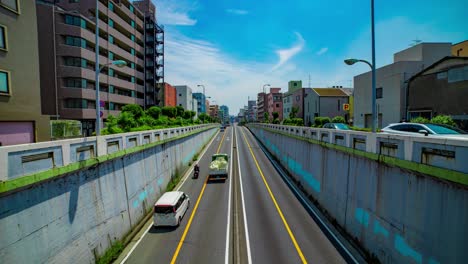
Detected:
left=267, top=88, right=283, bottom=121
left=192, top=92, right=206, bottom=113
left=407, top=56, right=468, bottom=130
left=304, top=88, right=350, bottom=126
left=220, top=105, right=229, bottom=123
left=163, top=82, right=176, bottom=106
left=0, top=0, right=50, bottom=145
left=36, top=0, right=163, bottom=136
left=209, top=104, right=219, bottom=120
left=353, top=43, right=452, bottom=128
left=256, top=92, right=267, bottom=122
left=174, top=85, right=193, bottom=110
left=134, top=0, right=164, bottom=107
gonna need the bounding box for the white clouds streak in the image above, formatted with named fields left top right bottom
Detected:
left=226, top=9, right=249, bottom=15
left=155, top=0, right=197, bottom=26
left=164, top=30, right=299, bottom=113
left=271, top=32, right=305, bottom=71
left=316, top=47, right=329, bottom=55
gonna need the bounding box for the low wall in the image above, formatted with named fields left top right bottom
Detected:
left=0, top=125, right=217, bottom=263
left=248, top=124, right=468, bottom=264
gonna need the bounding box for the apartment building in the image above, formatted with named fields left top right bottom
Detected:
left=267, top=88, right=283, bottom=121
left=193, top=92, right=206, bottom=113
left=163, top=82, right=176, bottom=106
left=0, top=0, right=50, bottom=145
left=36, top=0, right=163, bottom=136
left=174, top=85, right=193, bottom=110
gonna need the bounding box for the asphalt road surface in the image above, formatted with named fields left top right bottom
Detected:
left=120, top=125, right=348, bottom=264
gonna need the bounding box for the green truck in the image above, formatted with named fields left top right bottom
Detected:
left=208, top=154, right=229, bottom=181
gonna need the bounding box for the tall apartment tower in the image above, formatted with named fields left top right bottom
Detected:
left=134, top=0, right=164, bottom=107
left=36, top=0, right=164, bottom=136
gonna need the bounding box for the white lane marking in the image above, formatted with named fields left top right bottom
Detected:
left=236, top=126, right=252, bottom=264
left=224, top=127, right=234, bottom=264
left=120, top=130, right=219, bottom=264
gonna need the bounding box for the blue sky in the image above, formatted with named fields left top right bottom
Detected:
left=151, top=0, right=468, bottom=114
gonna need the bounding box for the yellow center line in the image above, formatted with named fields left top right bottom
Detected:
left=240, top=128, right=308, bottom=264
left=170, top=128, right=227, bottom=264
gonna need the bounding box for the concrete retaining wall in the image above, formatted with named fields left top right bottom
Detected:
left=0, top=126, right=217, bottom=263
left=249, top=124, right=468, bottom=264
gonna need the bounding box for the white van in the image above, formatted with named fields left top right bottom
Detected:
left=153, top=191, right=190, bottom=227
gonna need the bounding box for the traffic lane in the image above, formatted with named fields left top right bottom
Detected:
left=173, top=126, right=233, bottom=263
left=236, top=126, right=303, bottom=264
left=124, top=130, right=222, bottom=264
left=243, top=127, right=346, bottom=263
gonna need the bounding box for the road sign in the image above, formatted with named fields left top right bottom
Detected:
left=100, top=111, right=103, bottom=117
left=343, top=103, right=350, bottom=111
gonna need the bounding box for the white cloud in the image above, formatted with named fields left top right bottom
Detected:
left=271, top=32, right=305, bottom=71
left=154, top=0, right=197, bottom=26
left=316, top=47, right=329, bottom=55
left=226, top=9, right=249, bottom=15
left=164, top=29, right=302, bottom=113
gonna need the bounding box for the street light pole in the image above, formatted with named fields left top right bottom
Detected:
left=371, top=0, right=377, bottom=133
left=95, top=0, right=100, bottom=135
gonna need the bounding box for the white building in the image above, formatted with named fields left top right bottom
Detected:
left=353, top=43, right=452, bottom=128
left=174, top=85, right=193, bottom=111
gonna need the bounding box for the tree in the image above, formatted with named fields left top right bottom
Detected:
left=272, top=112, right=279, bottom=120
left=175, top=106, right=185, bottom=118
left=289, top=106, right=299, bottom=119
left=411, top=116, right=430, bottom=124
left=146, top=106, right=161, bottom=119
left=121, top=104, right=144, bottom=119
left=331, top=116, right=346, bottom=123
left=430, top=115, right=457, bottom=127
left=264, top=112, right=270, bottom=123
left=198, top=113, right=209, bottom=123
left=161, top=106, right=176, bottom=118
left=117, top=112, right=137, bottom=131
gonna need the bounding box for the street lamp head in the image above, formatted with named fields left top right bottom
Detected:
left=344, top=59, right=359, bottom=65
left=112, top=60, right=127, bottom=68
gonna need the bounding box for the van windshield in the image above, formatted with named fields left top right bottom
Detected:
left=154, top=206, right=174, bottom=214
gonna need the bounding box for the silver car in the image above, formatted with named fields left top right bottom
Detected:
left=381, top=123, right=468, bottom=138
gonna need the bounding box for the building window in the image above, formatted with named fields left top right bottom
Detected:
left=65, top=78, right=87, bottom=88
left=108, top=35, right=114, bottom=44
left=64, top=57, right=87, bottom=68
left=108, top=51, right=114, bottom=60
left=0, top=70, right=11, bottom=95
left=65, top=15, right=86, bottom=28
left=108, top=1, right=113, bottom=11
left=296, top=95, right=300, bottom=101
left=109, top=102, right=115, bottom=110
left=109, top=85, right=114, bottom=93
left=338, top=99, right=341, bottom=111
left=65, top=99, right=88, bottom=108
left=65, top=36, right=86, bottom=48
left=130, top=48, right=135, bottom=55
left=130, top=20, right=135, bottom=28
left=108, top=68, right=114, bottom=77
left=129, top=5, right=134, bottom=13
left=69, top=0, right=79, bottom=3
left=131, top=91, right=135, bottom=97
left=276, top=103, right=279, bottom=107
left=108, top=18, right=114, bottom=28
left=130, top=62, right=135, bottom=69
left=0, top=25, right=7, bottom=51
left=130, top=34, right=135, bottom=42
left=376, top=87, right=383, bottom=99
left=179, top=93, right=182, bottom=96
left=131, top=76, right=135, bottom=83
left=1, top=0, right=20, bottom=13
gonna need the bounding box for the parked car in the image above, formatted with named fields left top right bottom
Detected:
left=153, top=191, right=190, bottom=227
left=322, top=123, right=351, bottom=130
left=381, top=123, right=468, bottom=138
